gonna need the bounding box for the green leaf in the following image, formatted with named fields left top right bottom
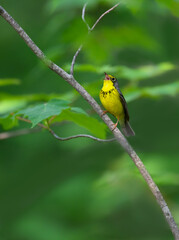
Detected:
left=125, top=81, right=179, bottom=102
left=55, top=109, right=107, bottom=139
left=0, top=93, right=73, bottom=115
left=70, top=107, right=88, bottom=115
left=64, top=64, right=120, bottom=75
left=143, top=81, right=179, bottom=97
left=64, top=62, right=175, bottom=82
left=17, top=99, right=70, bottom=127
left=0, top=98, right=27, bottom=115
left=156, top=0, right=179, bottom=17
left=156, top=174, right=179, bottom=186
left=0, top=78, right=20, bottom=86
left=124, top=88, right=142, bottom=102
left=0, top=114, right=18, bottom=130
left=143, top=154, right=179, bottom=185
left=120, top=62, right=175, bottom=81
left=46, top=0, right=96, bottom=13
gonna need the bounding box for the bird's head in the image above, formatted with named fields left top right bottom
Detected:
left=104, top=72, right=117, bottom=84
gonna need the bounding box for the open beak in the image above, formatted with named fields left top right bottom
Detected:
left=104, top=72, right=110, bottom=80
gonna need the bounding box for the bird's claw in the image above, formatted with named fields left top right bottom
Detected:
left=101, top=110, right=108, bottom=117
left=112, top=122, right=118, bottom=131
left=112, top=119, right=119, bottom=131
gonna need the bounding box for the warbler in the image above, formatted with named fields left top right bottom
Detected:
left=99, top=72, right=135, bottom=137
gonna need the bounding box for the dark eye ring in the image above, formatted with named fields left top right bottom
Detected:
left=112, top=77, right=115, bottom=80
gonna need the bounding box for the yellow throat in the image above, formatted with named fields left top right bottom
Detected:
left=101, top=80, right=114, bottom=91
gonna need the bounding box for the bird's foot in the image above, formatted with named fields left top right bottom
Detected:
left=112, top=123, right=118, bottom=131
left=101, top=110, right=108, bottom=117
left=112, top=120, right=119, bottom=131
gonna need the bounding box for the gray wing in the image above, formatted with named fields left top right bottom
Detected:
left=113, top=81, right=129, bottom=122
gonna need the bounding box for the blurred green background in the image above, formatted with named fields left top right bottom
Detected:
left=0, top=0, right=179, bottom=239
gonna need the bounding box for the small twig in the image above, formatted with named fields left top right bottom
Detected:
left=82, top=3, right=90, bottom=31
left=70, top=3, right=88, bottom=75
left=49, top=128, right=115, bottom=142
left=0, top=127, right=41, bottom=140
left=91, top=3, right=120, bottom=31
left=16, top=116, right=48, bottom=129
left=1, top=115, right=115, bottom=142
left=70, top=2, right=120, bottom=76
left=44, top=118, right=115, bottom=142
left=70, top=44, right=83, bottom=76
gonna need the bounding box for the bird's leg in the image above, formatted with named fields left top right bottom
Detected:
left=101, top=110, right=108, bottom=117
left=112, top=118, right=119, bottom=131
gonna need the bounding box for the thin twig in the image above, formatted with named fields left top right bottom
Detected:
left=49, top=128, right=115, bottom=142
left=70, top=3, right=88, bottom=75
left=70, top=2, right=120, bottom=76
left=82, top=3, right=90, bottom=31
left=0, top=127, right=41, bottom=140
left=0, top=5, right=179, bottom=239
left=46, top=119, right=115, bottom=142
left=70, top=44, right=83, bottom=75
left=16, top=116, right=48, bottom=129
left=2, top=115, right=116, bottom=142
left=91, top=3, right=120, bottom=31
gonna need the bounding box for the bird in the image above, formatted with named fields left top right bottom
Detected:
left=99, top=72, right=135, bottom=137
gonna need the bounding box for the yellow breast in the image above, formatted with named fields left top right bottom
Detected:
left=99, top=80, right=124, bottom=119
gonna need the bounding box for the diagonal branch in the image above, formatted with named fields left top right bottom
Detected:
left=0, top=5, right=179, bottom=239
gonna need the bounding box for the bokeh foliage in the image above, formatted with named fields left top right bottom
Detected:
left=0, top=0, right=179, bottom=239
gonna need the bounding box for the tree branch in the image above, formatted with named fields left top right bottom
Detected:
left=0, top=5, right=178, bottom=239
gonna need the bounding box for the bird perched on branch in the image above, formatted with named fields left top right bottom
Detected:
left=99, top=72, right=135, bottom=137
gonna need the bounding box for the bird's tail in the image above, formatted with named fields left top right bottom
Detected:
left=121, top=121, right=135, bottom=137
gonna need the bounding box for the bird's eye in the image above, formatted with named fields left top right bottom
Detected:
left=112, top=77, right=115, bottom=81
